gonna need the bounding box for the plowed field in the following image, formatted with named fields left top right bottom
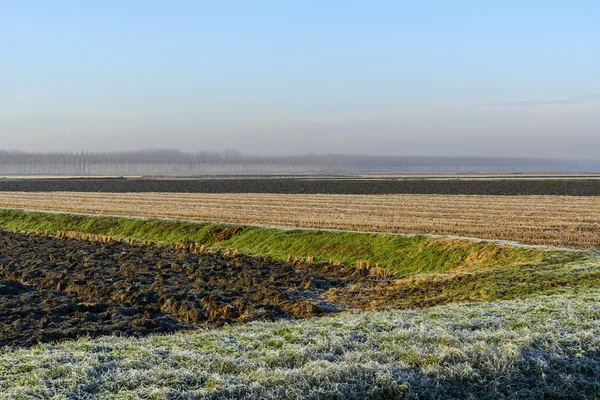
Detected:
left=0, top=231, right=393, bottom=347
left=0, top=177, right=599, bottom=195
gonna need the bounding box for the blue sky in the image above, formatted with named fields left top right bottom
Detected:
left=1, top=1, right=599, bottom=157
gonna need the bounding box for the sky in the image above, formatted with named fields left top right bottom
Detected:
left=1, top=1, right=599, bottom=158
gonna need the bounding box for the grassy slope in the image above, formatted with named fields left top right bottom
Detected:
left=1, top=289, right=599, bottom=399
left=0, top=208, right=562, bottom=275
left=369, top=253, right=600, bottom=308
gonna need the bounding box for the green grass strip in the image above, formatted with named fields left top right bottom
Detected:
left=0, top=208, right=571, bottom=274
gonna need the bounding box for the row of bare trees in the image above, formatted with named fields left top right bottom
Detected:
left=0, top=149, right=597, bottom=175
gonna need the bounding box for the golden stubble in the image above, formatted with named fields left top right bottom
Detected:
left=0, top=191, right=598, bottom=249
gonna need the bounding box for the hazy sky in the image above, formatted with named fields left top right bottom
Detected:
left=1, top=1, right=599, bottom=157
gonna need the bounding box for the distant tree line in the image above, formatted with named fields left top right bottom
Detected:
left=0, top=149, right=598, bottom=175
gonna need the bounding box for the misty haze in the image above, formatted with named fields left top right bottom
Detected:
left=1, top=149, right=600, bottom=175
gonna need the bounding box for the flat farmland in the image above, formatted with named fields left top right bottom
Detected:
left=0, top=191, right=599, bottom=248
left=1, top=177, right=600, bottom=195
left=2, top=188, right=600, bottom=398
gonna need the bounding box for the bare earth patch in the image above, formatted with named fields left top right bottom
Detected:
left=0, top=231, right=391, bottom=347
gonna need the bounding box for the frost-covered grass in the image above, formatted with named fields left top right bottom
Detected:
left=1, top=289, right=599, bottom=399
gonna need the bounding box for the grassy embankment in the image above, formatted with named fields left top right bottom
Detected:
left=0, top=208, right=566, bottom=274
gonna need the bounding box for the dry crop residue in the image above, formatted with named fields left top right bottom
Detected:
left=1, top=191, right=599, bottom=248
left=0, top=231, right=396, bottom=348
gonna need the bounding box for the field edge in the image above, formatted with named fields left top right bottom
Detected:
left=0, top=208, right=575, bottom=275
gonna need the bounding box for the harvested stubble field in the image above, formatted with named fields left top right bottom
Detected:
left=1, top=177, right=600, bottom=195
left=0, top=191, right=599, bottom=248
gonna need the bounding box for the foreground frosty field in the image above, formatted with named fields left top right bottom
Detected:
left=1, top=289, right=599, bottom=399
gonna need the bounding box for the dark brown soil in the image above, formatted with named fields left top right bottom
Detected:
left=0, top=279, right=184, bottom=347
left=1, top=177, right=600, bottom=196
left=0, top=231, right=375, bottom=348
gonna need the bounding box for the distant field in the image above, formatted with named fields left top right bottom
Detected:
left=1, top=191, right=599, bottom=248
left=1, top=177, right=600, bottom=195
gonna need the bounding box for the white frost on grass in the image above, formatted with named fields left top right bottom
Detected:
left=1, top=290, right=599, bottom=399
